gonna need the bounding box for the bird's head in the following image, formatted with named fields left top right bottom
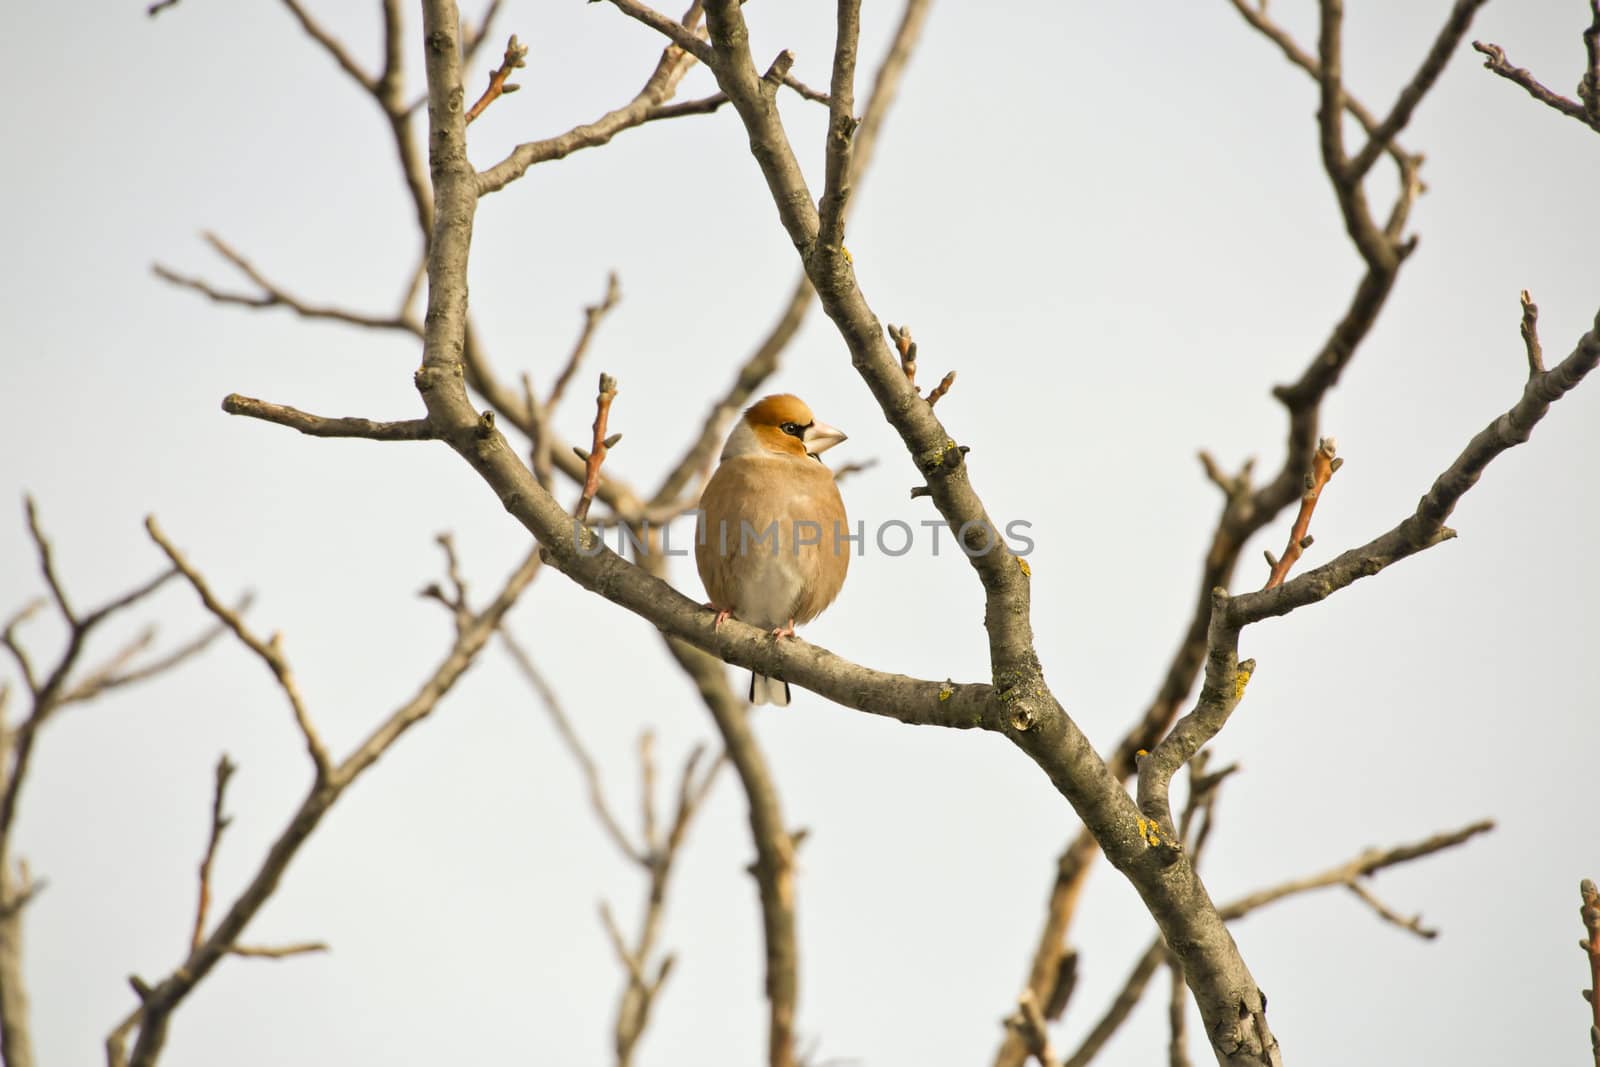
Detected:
left=732, top=394, right=847, bottom=460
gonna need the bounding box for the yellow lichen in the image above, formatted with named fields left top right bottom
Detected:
left=841, top=245, right=854, bottom=264
left=1018, top=558, right=1032, bottom=577
left=938, top=684, right=953, bottom=702
left=1233, top=668, right=1253, bottom=701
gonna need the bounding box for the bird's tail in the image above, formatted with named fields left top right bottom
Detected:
left=749, top=672, right=791, bottom=707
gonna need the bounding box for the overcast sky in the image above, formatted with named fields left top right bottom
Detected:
left=3, top=2, right=1598, bottom=1065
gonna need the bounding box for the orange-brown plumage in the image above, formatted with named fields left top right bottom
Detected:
left=695, top=394, right=850, bottom=706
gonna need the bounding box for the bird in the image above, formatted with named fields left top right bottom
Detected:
left=695, top=393, right=851, bottom=706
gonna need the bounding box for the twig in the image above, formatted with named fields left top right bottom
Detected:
left=227, top=942, right=329, bottom=959
left=1344, top=880, right=1436, bottom=940
left=604, top=0, right=712, bottom=63
left=574, top=374, right=619, bottom=524
left=281, top=0, right=376, bottom=92
left=500, top=630, right=642, bottom=863
left=506, top=611, right=722, bottom=1066
left=1220, top=820, right=1494, bottom=919
left=1062, top=941, right=1165, bottom=1067
left=548, top=273, right=621, bottom=412
left=477, top=4, right=704, bottom=195
left=23, top=498, right=74, bottom=624
left=1064, top=819, right=1493, bottom=1066
left=154, top=234, right=416, bottom=333
left=223, top=394, right=434, bottom=442
left=1580, top=878, right=1600, bottom=1066
left=1231, top=306, right=1600, bottom=628
left=145, top=517, right=332, bottom=779
left=1520, top=290, right=1544, bottom=378
left=887, top=324, right=955, bottom=407
left=1345, top=0, right=1488, bottom=181
left=190, top=754, right=236, bottom=953
left=464, top=33, right=528, bottom=124
left=890, top=323, right=917, bottom=389
left=146, top=0, right=181, bottom=16
left=1472, top=37, right=1600, bottom=132
left=113, top=545, right=543, bottom=1066
left=1166, top=949, right=1192, bottom=1067
left=1261, top=437, right=1340, bottom=590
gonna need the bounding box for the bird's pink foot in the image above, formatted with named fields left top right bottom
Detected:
left=710, top=605, right=734, bottom=629
left=770, top=619, right=796, bottom=639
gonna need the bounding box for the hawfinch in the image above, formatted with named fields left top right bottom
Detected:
left=695, top=394, right=850, bottom=706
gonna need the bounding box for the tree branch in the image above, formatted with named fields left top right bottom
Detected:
left=114, top=542, right=542, bottom=1066
left=145, top=517, right=333, bottom=780
left=222, top=394, right=435, bottom=442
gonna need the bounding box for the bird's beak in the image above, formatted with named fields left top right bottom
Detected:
left=803, top=421, right=847, bottom=456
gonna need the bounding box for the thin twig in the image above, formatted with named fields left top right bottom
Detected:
left=190, top=755, right=237, bottom=952
left=500, top=630, right=643, bottom=863
left=548, top=273, right=621, bottom=412
left=227, top=942, right=329, bottom=959
left=1580, top=878, right=1600, bottom=1066
left=281, top=0, right=376, bottom=91
left=1520, top=290, right=1544, bottom=378
left=1344, top=880, right=1437, bottom=940
left=145, top=517, right=332, bottom=779
left=154, top=233, right=416, bottom=333
left=1262, top=437, right=1340, bottom=590
left=464, top=33, right=528, bottom=124
left=1166, top=949, right=1192, bottom=1067
left=1064, top=819, right=1493, bottom=1066
left=574, top=374, right=619, bottom=524
left=1472, top=38, right=1600, bottom=132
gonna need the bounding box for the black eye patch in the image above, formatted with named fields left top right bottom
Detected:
left=780, top=421, right=812, bottom=438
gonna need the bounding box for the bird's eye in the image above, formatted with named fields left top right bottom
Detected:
left=780, top=421, right=808, bottom=438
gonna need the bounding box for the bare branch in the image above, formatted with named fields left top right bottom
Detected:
left=574, top=374, right=620, bottom=524
left=227, top=942, right=329, bottom=959
left=190, top=755, right=236, bottom=952
left=1346, top=0, right=1488, bottom=180
left=1166, top=950, right=1193, bottom=1067
left=1261, top=437, right=1340, bottom=590
left=500, top=630, right=643, bottom=864
left=64, top=602, right=247, bottom=704
left=1065, top=819, right=1493, bottom=1065
left=154, top=234, right=416, bottom=333
left=115, top=545, right=542, bottom=1065
left=222, top=393, right=434, bottom=442
left=1222, top=821, right=1495, bottom=919
left=1580, top=877, right=1600, bottom=1066
left=1344, top=880, right=1437, bottom=940
left=547, top=273, right=621, bottom=413
left=23, top=497, right=74, bottom=625
left=604, top=0, right=712, bottom=63
left=477, top=2, right=707, bottom=195
left=464, top=33, right=529, bottom=125
left=1520, top=289, right=1545, bottom=378
left=280, top=0, right=376, bottom=92
left=1062, top=941, right=1165, bottom=1067
left=1231, top=307, right=1600, bottom=629
left=1473, top=23, right=1600, bottom=133
left=145, top=517, right=332, bottom=779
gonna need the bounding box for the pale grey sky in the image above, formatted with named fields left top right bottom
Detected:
left=2, top=2, right=1597, bottom=1065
